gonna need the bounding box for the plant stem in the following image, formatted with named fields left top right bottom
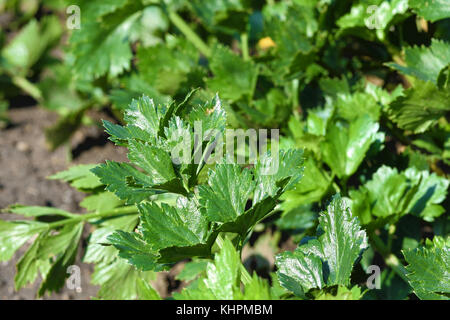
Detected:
left=385, top=253, right=409, bottom=283
left=215, top=234, right=252, bottom=286
left=168, top=11, right=211, bottom=58
left=241, top=33, right=249, bottom=61
left=323, top=171, right=340, bottom=194
left=291, top=79, right=300, bottom=114
left=12, top=76, right=42, bottom=101
left=370, top=232, right=409, bottom=283
left=47, top=206, right=138, bottom=229
left=340, top=176, right=349, bottom=195
left=387, top=224, right=396, bottom=252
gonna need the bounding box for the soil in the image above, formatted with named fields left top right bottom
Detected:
left=0, top=105, right=176, bottom=300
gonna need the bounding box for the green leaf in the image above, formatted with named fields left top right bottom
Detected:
left=350, top=166, right=449, bottom=225
left=0, top=220, right=48, bottom=261
left=276, top=195, right=368, bottom=297
left=253, top=149, right=304, bottom=202
left=69, top=1, right=144, bottom=79
left=2, top=16, right=62, bottom=73
left=38, top=222, right=84, bottom=297
left=322, top=114, right=379, bottom=179
left=403, top=167, right=449, bottom=221
left=280, top=157, right=330, bottom=211
left=335, top=92, right=381, bottom=121
left=315, top=196, right=368, bottom=286
left=186, top=93, right=226, bottom=138
left=91, top=161, right=156, bottom=204
left=199, top=150, right=304, bottom=235
left=175, top=238, right=254, bottom=300
left=313, top=285, right=362, bottom=300
left=287, top=118, right=324, bottom=155
left=306, top=107, right=333, bottom=136
left=190, top=0, right=247, bottom=34
left=84, top=214, right=139, bottom=265
left=49, top=164, right=103, bottom=190
left=201, top=238, right=241, bottom=300
left=276, top=249, right=324, bottom=297
left=80, top=192, right=124, bottom=213
left=92, top=258, right=156, bottom=300
left=365, top=83, right=404, bottom=106
left=206, top=44, right=258, bottom=102
left=185, top=94, right=227, bottom=175
left=319, top=77, right=351, bottom=99
left=127, top=140, right=178, bottom=186
left=105, top=93, right=194, bottom=147
left=388, top=81, right=450, bottom=133
left=409, top=0, right=450, bottom=22
left=2, top=20, right=40, bottom=71
left=109, top=74, right=172, bottom=112
left=403, top=236, right=450, bottom=300
left=76, top=0, right=130, bottom=20
left=138, top=200, right=214, bottom=253
left=108, top=198, right=217, bottom=270
left=124, top=95, right=166, bottom=138
left=15, top=216, right=123, bottom=293
left=106, top=230, right=160, bottom=271
left=199, top=163, right=255, bottom=225
left=387, top=39, right=450, bottom=84
left=263, top=1, right=316, bottom=79
left=276, top=204, right=317, bottom=232
left=136, top=37, right=199, bottom=95
left=242, top=273, right=273, bottom=300
left=437, top=65, right=450, bottom=90
left=337, top=0, right=409, bottom=41
left=103, top=119, right=153, bottom=147
left=238, top=88, right=291, bottom=128
left=176, top=260, right=209, bottom=281
left=83, top=214, right=155, bottom=299
left=14, top=232, right=51, bottom=291
left=38, top=63, right=87, bottom=114
left=350, top=166, right=409, bottom=225
left=137, top=277, right=161, bottom=300
left=94, top=93, right=228, bottom=203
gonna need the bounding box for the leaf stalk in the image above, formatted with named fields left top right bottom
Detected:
left=370, top=232, right=409, bottom=283
left=168, top=11, right=211, bottom=58
left=47, top=206, right=138, bottom=229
